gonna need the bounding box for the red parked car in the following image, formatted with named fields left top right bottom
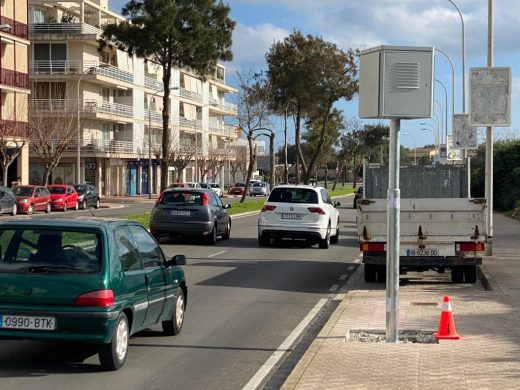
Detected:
left=13, top=185, right=51, bottom=214
left=229, top=182, right=246, bottom=195
left=48, top=184, right=79, bottom=211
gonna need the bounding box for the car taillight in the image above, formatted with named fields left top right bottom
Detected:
left=261, top=205, right=276, bottom=212
left=360, top=242, right=386, bottom=251
left=201, top=192, right=209, bottom=206
left=156, top=192, right=165, bottom=204
left=75, top=289, right=114, bottom=307
left=307, top=207, right=325, bottom=215
left=456, top=242, right=485, bottom=252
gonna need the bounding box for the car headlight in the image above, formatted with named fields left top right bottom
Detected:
left=19, top=199, right=28, bottom=203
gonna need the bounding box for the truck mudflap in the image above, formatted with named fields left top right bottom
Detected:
left=363, top=255, right=482, bottom=266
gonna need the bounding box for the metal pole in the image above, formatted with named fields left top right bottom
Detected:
left=448, top=0, right=466, bottom=113
left=485, top=0, right=493, bottom=255
left=386, top=119, right=400, bottom=343
left=435, top=48, right=455, bottom=117
left=284, top=107, right=288, bottom=183
left=76, top=67, right=91, bottom=184
left=435, top=79, right=449, bottom=145
left=434, top=99, right=444, bottom=146
left=195, top=129, right=198, bottom=183
left=148, top=108, right=152, bottom=199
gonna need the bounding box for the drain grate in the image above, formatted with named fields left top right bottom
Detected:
left=346, top=329, right=438, bottom=344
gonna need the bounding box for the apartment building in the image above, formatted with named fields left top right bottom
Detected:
left=0, top=0, right=30, bottom=185
left=28, top=0, right=238, bottom=196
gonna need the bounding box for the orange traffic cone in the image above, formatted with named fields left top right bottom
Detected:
left=434, top=296, right=460, bottom=340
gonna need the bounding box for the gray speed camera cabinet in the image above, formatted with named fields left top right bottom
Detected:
left=359, top=46, right=434, bottom=119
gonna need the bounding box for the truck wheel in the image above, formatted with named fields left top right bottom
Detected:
left=364, top=264, right=376, bottom=283
left=451, top=266, right=464, bottom=283
left=464, top=265, right=477, bottom=283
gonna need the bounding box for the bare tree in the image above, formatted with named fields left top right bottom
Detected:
left=230, top=146, right=247, bottom=183
left=168, top=138, right=196, bottom=183
left=0, top=99, right=29, bottom=186
left=29, top=95, right=79, bottom=186
left=206, top=148, right=227, bottom=182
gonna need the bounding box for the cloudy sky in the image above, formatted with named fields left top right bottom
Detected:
left=109, top=0, right=518, bottom=148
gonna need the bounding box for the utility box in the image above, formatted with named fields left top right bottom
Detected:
left=359, top=45, right=434, bottom=119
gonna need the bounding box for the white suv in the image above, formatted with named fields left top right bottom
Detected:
left=257, top=185, right=340, bottom=249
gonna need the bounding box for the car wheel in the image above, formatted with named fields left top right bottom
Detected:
left=258, top=233, right=270, bottom=247
left=81, top=199, right=87, bottom=210
left=45, top=203, right=51, bottom=213
left=11, top=203, right=17, bottom=216
left=162, top=287, right=185, bottom=336
left=206, top=224, right=217, bottom=245
left=95, top=199, right=100, bottom=209
left=99, top=312, right=129, bottom=371
left=63, top=203, right=67, bottom=212
left=330, top=221, right=339, bottom=244
left=75, top=201, right=79, bottom=211
left=319, top=224, right=331, bottom=249
left=222, top=221, right=231, bottom=240
left=27, top=204, right=34, bottom=215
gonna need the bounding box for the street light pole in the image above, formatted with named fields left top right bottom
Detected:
left=420, top=123, right=439, bottom=155
left=402, top=133, right=416, bottom=165
left=435, top=49, right=455, bottom=118
left=148, top=89, right=164, bottom=199
left=434, top=99, right=444, bottom=147
left=435, top=79, right=449, bottom=145
left=448, top=0, right=466, bottom=113
left=485, top=0, right=494, bottom=255
left=284, top=106, right=288, bottom=183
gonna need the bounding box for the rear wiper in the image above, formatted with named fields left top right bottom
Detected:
left=28, top=265, right=90, bottom=274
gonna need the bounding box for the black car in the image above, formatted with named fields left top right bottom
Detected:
left=353, top=186, right=363, bottom=208
left=74, top=184, right=100, bottom=209
left=0, top=186, right=17, bottom=215
left=150, top=188, right=231, bottom=245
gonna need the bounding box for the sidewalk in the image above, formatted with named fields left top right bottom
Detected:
left=282, top=213, right=520, bottom=390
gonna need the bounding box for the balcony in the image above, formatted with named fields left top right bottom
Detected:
left=29, top=23, right=103, bottom=37
left=144, top=76, right=163, bottom=91
left=209, top=97, right=237, bottom=114
left=0, top=16, right=28, bottom=40
left=208, top=123, right=237, bottom=136
left=30, top=60, right=134, bottom=84
left=144, top=109, right=163, bottom=124
left=0, top=120, right=29, bottom=138
left=0, top=68, right=29, bottom=89
left=179, top=117, right=202, bottom=130
left=179, top=87, right=203, bottom=103
left=30, top=99, right=133, bottom=119
left=39, top=139, right=135, bottom=155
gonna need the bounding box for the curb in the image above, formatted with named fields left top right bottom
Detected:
left=478, top=261, right=503, bottom=293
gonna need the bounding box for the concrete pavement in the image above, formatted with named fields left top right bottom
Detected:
left=282, top=213, right=520, bottom=389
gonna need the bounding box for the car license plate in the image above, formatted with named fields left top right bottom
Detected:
left=281, top=213, right=301, bottom=220
left=170, top=210, right=190, bottom=216
left=0, top=314, right=56, bottom=330
left=406, top=249, right=439, bottom=256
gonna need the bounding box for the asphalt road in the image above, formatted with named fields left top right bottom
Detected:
left=0, top=194, right=361, bottom=390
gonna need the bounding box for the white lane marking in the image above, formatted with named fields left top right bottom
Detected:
left=207, top=251, right=227, bottom=258
left=339, top=274, right=348, bottom=281
left=242, top=298, right=328, bottom=390
left=329, top=284, right=339, bottom=292
left=347, top=266, right=355, bottom=272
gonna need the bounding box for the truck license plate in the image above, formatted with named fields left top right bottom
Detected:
left=0, top=314, right=56, bottom=330
left=406, top=249, right=439, bottom=256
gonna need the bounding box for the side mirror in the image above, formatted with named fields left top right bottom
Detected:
left=334, top=201, right=341, bottom=208
left=168, top=254, right=186, bottom=266
left=224, top=203, right=231, bottom=209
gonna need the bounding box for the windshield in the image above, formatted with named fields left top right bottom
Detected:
left=13, top=186, right=34, bottom=197
left=74, top=185, right=87, bottom=193
left=48, top=187, right=66, bottom=194
left=253, top=182, right=265, bottom=187
left=234, top=183, right=245, bottom=187
left=0, top=228, right=102, bottom=274
left=267, top=188, right=319, bottom=204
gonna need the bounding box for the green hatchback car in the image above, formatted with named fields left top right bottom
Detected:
left=0, top=218, right=187, bottom=370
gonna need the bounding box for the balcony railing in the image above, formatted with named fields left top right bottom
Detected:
left=0, top=120, right=29, bottom=138
left=179, top=87, right=203, bottom=103
left=38, top=138, right=136, bottom=154
left=144, top=76, right=163, bottom=91
left=179, top=117, right=202, bottom=129
left=209, top=97, right=237, bottom=114
left=30, top=60, right=134, bottom=84
left=208, top=123, right=237, bottom=135
left=29, top=23, right=103, bottom=36
left=0, top=16, right=28, bottom=40
left=30, top=99, right=133, bottom=118
left=144, top=109, right=163, bottom=124
left=0, top=68, right=29, bottom=89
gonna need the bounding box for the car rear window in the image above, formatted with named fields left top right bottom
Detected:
left=253, top=183, right=265, bottom=187
left=268, top=188, right=319, bottom=204
left=234, top=183, right=245, bottom=187
left=161, top=191, right=205, bottom=206
left=0, top=229, right=102, bottom=274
